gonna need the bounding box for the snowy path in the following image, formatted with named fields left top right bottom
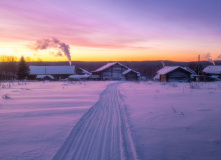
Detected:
left=52, top=83, right=137, bottom=160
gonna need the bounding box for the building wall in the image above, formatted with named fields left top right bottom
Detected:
left=166, top=69, right=190, bottom=82
left=125, top=71, right=138, bottom=80
left=160, top=75, right=167, bottom=82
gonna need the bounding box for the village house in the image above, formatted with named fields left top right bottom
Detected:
left=29, top=66, right=75, bottom=80
left=91, top=62, right=140, bottom=81
left=154, top=66, right=196, bottom=82
left=203, top=66, right=221, bottom=81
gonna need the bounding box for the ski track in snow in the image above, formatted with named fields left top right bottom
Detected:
left=52, top=82, right=137, bottom=160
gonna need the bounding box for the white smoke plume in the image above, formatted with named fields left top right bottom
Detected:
left=161, top=61, right=165, bottom=67
left=30, top=38, right=72, bottom=65
left=217, top=55, right=221, bottom=60
left=205, top=53, right=215, bottom=65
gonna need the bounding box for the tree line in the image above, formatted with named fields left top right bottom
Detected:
left=1, top=55, right=221, bottom=80
left=0, top=55, right=29, bottom=80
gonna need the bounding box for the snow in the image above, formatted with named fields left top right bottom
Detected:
left=95, top=62, right=129, bottom=72
left=120, top=81, right=221, bottom=160
left=78, top=68, right=90, bottom=74
left=0, top=81, right=113, bottom=160
left=29, top=66, right=75, bottom=75
left=157, top=66, right=180, bottom=74
left=53, top=83, right=137, bottom=160
left=156, top=66, right=194, bottom=75
left=1, top=81, right=221, bottom=160
left=68, top=75, right=89, bottom=79
left=122, top=69, right=132, bottom=75
left=203, top=65, right=221, bottom=74
left=153, top=74, right=160, bottom=80
left=36, top=75, right=54, bottom=79
left=95, top=62, right=117, bottom=72
left=122, top=69, right=140, bottom=76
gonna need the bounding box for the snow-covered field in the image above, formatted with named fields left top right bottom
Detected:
left=0, top=81, right=113, bottom=160
left=120, top=81, right=221, bottom=160
left=1, top=81, right=221, bottom=160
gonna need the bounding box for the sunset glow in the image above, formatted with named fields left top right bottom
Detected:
left=0, top=0, right=221, bottom=62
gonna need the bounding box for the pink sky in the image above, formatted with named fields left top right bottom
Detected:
left=0, top=0, right=221, bottom=61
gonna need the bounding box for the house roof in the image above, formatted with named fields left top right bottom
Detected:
left=122, top=69, right=132, bottom=75
left=203, top=66, right=221, bottom=74
left=95, top=62, right=128, bottom=72
left=36, top=75, right=54, bottom=79
left=78, top=68, right=90, bottom=74
left=157, top=66, right=194, bottom=75
left=122, top=69, right=140, bottom=76
left=29, top=66, right=75, bottom=75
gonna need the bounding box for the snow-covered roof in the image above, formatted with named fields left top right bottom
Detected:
left=78, top=68, right=90, bottom=74
left=122, top=69, right=140, bottom=76
left=69, top=75, right=90, bottom=79
left=153, top=74, right=160, bottom=80
left=30, top=66, right=75, bottom=75
left=156, top=66, right=194, bottom=75
left=203, top=66, right=221, bottom=74
left=36, top=75, right=54, bottom=79
left=208, top=75, right=220, bottom=79
left=95, top=62, right=128, bottom=72
left=184, top=67, right=196, bottom=75
left=122, top=69, right=132, bottom=75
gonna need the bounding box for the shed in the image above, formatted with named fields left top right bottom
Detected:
left=29, top=66, right=75, bottom=80
left=154, top=66, right=195, bottom=82
left=92, top=62, right=140, bottom=80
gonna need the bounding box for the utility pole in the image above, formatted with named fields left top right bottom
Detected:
left=197, top=55, right=200, bottom=82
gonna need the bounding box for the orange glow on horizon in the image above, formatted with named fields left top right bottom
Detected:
left=0, top=43, right=220, bottom=62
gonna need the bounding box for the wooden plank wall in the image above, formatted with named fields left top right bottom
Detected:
left=167, top=70, right=190, bottom=82
left=126, top=72, right=138, bottom=80
left=160, top=75, right=167, bottom=82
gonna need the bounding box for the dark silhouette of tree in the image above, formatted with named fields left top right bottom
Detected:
left=17, top=56, right=30, bottom=80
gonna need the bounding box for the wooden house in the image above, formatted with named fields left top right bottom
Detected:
left=154, top=66, right=195, bottom=82
left=29, top=66, right=75, bottom=80
left=203, top=66, right=221, bottom=81
left=91, top=62, right=140, bottom=80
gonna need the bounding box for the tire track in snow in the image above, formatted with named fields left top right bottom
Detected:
left=52, top=83, right=137, bottom=160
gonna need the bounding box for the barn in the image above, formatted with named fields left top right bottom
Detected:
left=203, top=66, right=221, bottom=81
left=154, top=66, right=195, bottom=82
left=91, top=62, right=140, bottom=81
left=29, top=66, right=75, bottom=80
